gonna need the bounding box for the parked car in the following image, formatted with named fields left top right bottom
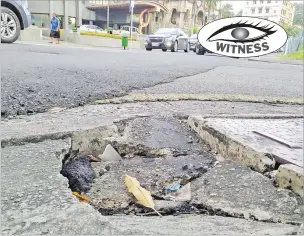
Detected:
left=1, top=0, right=31, bottom=43
left=145, top=28, right=190, bottom=52
left=189, top=34, right=198, bottom=52
left=77, top=25, right=107, bottom=34
left=113, top=25, right=140, bottom=36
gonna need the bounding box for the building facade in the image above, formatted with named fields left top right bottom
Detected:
left=28, top=0, right=220, bottom=35
left=242, top=0, right=295, bottom=26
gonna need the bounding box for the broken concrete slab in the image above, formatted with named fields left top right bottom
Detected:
left=2, top=101, right=303, bottom=147
left=99, top=144, right=122, bottom=161
left=88, top=154, right=215, bottom=214
left=191, top=161, right=302, bottom=224
left=1, top=139, right=110, bottom=235
left=276, top=164, right=304, bottom=197
left=188, top=116, right=303, bottom=172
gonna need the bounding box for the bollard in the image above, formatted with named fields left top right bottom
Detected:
left=122, top=33, right=129, bottom=50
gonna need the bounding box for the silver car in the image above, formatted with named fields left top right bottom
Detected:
left=189, top=34, right=198, bottom=52
left=145, top=28, right=190, bottom=52
left=1, top=0, right=31, bottom=43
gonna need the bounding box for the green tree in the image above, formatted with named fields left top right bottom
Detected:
left=221, top=3, right=234, bottom=18
left=205, top=0, right=219, bottom=22
left=236, top=10, right=243, bottom=16
left=282, top=23, right=301, bottom=37
left=293, top=3, right=304, bottom=26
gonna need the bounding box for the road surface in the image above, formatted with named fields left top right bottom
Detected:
left=1, top=43, right=303, bottom=117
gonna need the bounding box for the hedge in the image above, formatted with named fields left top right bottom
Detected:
left=80, top=32, right=137, bottom=41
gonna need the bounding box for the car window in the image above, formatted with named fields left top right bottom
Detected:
left=155, top=28, right=178, bottom=35
left=191, top=34, right=197, bottom=38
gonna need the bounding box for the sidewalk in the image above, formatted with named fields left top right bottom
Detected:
left=1, top=101, right=303, bottom=235
left=16, top=39, right=143, bottom=52
left=248, top=53, right=303, bottom=65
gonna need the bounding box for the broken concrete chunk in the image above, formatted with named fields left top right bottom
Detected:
left=99, top=144, right=122, bottom=162
left=275, top=164, right=304, bottom=197
left=191, top=161, right=302, bottom=224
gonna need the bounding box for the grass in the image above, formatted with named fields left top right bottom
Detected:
left=279, top=49, right=304, bottom=60
left=80, top=32, right=137, bottom=41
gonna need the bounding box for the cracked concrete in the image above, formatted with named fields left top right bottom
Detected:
left=191, top=161, right=302, bottom=224
left=1, top=101, right=303, bottom=147
left=2, top=101, right=303, bottom=235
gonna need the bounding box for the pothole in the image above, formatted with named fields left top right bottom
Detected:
left=58, top=116, right=303, bottom=225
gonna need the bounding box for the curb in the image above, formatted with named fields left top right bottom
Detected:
left=248, top=58, right=303, bottom=65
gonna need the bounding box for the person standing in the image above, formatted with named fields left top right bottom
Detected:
left=49, top=13, right=60, bottom=44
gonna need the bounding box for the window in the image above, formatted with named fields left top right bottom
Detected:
left=247, top=1, right=249, bottom=5
left=266, top=8, right=269, bottom=13
left=267, top=0, right=271, bottom=3
left=260, top=0, right=263, bottom=3
left=274, top=10, right=276, bottom=13
left=281, top=9, right=286, bottom=15
left=251, top=8, right=256, bottom=14
left=253, top=1, right=257, bottom=4
left=31, top=13, right=50, bottom=28
left=258, top=8, right=262, bottom=13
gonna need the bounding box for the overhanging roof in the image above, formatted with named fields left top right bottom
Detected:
left=87, top=1, right=169, bottom=13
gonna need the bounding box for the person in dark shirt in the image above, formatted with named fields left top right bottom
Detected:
left=49, top=13, right=60, bottom=44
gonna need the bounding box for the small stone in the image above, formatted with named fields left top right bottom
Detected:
left=99, top=168, right=106, bottom=176
left=105, top=165, right=111, bottom=171
left=187, top=136, right=193, bottom=143
left=294, top=209, right=301, bottom=214
left=229, top=168, right=236, bottom=171
left=99, top=144, right=122, bottom=162
left=182, top=164, right=194, bottom=171
left=235, top=188, right=239, bottom=192
left=210, top=193, right=217, bottom=197
left=215, top=182, right=220, bottom=185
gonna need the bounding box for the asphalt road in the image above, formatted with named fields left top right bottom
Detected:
left=1, top=43, right=303, bottom=117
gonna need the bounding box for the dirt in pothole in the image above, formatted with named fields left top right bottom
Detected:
left=60, top=116, right=217, bottom=216
left=59, top=116, right=303, bottom=224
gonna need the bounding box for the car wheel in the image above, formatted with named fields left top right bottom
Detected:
left=146, top=48, right=152, bottom=51
left=196, top=47, right=203, bottom=55
left=171, top=41, right=178, bottom=52
left=162, top=49, right=167, bottom=52
left=193, top=46, right=197, bottom=53
left=184, top=43, right=190, bottom=53
left=1, top=7, right=21, bottom=43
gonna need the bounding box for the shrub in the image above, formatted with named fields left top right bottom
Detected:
left=193, top=27, right=199, bottom=34
left=280, top=49, right=304, bottom=60
left=80, top=32, right=137, bottom=41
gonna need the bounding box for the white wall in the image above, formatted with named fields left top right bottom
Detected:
left=53, top=0, right=64, bottom=16
left=28, top=1, right=49, bottom=14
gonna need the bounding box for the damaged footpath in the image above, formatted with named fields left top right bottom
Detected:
left=1, top=101, right=304, bottom=235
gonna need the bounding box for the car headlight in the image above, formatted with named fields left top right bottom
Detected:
left=165, top=37, right=173, bottom=42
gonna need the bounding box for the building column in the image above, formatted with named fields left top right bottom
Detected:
left=179, top=12, right=184, bottom=28
left=64, top=0, right=69, bottom=29
left=76, top=0, right=82, bottom=27
left=49, top=0, right=53, bottom=18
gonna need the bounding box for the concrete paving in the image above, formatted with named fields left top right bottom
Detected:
left=1, top=101, right=303, bottom=147
left=188, top=116, right=304, bottom=196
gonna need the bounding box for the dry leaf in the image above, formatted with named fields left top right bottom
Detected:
left=72, top=192, right=89, bottom=203
left=125, top=175, right=162, bottom=216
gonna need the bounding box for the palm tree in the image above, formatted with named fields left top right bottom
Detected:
left=205, top=0, right=219, bottom=22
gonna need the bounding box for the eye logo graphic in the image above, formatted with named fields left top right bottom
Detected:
left=198, top=16, right=288, bottom=58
